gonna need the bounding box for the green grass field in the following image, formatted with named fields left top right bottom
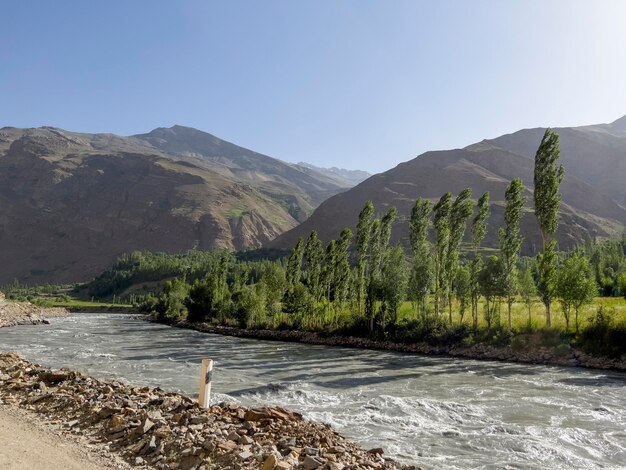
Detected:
left=395, top=296, right=626, bottom=330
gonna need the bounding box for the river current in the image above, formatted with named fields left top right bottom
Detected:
left=1, top=314, right=624, bottom=469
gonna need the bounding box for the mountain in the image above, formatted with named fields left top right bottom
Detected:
left=0, top=126, right=351, bottom=284
left=134, top=126, right=354, bottom=212
left=295, top=162, right=371, bottom=186
left=270, top=116, right=626, bottom=254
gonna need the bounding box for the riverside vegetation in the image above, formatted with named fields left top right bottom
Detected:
left=5, top=129, right=625, bottom=362
left=98, top=129, right=626, bottom=363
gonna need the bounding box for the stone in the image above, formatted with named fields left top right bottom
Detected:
left=244, top=410, right=271, bottom=421
left=239, top=435, right=254, bottom=445
left=327, top=446, right=346, bottom=454
left=302, top=455, right=323, bottom=469
left=368, top=447, right=384, bottom=455
left=138, top=417, right=155, bottom=435
left=238, top=450, right=253, bottom=460
left=327, top=463, right=344, bottom=470
left=109, top=415, right=124, bottom=427
left=262, top=454, right=278, bottom=470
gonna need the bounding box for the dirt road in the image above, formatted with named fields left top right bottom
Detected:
left=0, top=406, right=129, bottom=470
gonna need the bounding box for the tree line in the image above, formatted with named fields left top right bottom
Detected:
left=137, top=129, right=625, bottom=355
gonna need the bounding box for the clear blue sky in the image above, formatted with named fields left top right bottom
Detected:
left=1, top=1, right=625, bottom=173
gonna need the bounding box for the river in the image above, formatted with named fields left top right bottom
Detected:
left=1, top=314, right=624, bottom=469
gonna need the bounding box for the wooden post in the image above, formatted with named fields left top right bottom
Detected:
left=198, top=359, right=213, bottom=409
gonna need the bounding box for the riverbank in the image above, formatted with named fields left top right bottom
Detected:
left=155, top=318, right=626, bottom=372
left=0, top=352, right=413, bottom=470
left=0, top=300, right=69, bottom=327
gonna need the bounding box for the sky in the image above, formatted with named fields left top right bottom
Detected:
left=1, top=1, right=626, bottom=173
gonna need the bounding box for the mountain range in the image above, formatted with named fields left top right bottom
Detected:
left=2, top=116, right=624, bottom=285
left=271, top=116, right=626, bottom=254
left=0, top=126, right=352, bottom=284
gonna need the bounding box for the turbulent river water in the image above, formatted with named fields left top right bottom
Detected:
left=1, top=314, right=624, bottom=469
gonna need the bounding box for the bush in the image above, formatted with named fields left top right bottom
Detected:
left=576, top=306, right=626, bottom=357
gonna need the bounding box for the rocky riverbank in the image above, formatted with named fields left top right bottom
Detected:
left=0, top=300, right=69, bottom=327
left=0, top=353, right=414, bottom=470
left=155, top=319, right=626, bottom=372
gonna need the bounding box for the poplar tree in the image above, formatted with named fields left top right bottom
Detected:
left=365, top=219, right=381, bottom=330
left=409, top=198, right=433, bottom=320
left=286, top=238, right=304, bottom=291
left=470, top=192, right=490, bottom=328
left=333, top=228, right=354, bottom=316
left=381, top=245, right=409, bottom=327
left=433, top=192, right=452, bottom=316
left=304, top=231, right=325, bottom=302
left=356, top=201, right=375, bottom=315
left=446, top=188, right=473, bottom=324
left=365, top=206, right=396, bottom=331
left=499, top=178, right=525, bottom=328
left=534, top=129, right=564, bottom=326
left=518, top=267, right=537, bottom=327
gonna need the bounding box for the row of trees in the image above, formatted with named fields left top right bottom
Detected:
left=142, top=129, right=625, bottom=340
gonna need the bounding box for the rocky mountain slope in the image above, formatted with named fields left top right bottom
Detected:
left=295, top=162, right=371, bottom=186
left=0, top=126, right=350, bottom=284
left=271, top=116, right=626, bottom=254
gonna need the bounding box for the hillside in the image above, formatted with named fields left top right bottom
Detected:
left=270, top=116, right=626, bottom=254
left=295, top=162, right=371, bottom=186
left=0, top=126, right=350, bottom=284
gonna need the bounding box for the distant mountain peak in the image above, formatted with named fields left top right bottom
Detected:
left=611, top=114, right=626, bottom=130
left=296, top=162, right=371, bottom=185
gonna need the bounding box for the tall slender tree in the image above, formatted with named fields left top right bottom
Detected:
left=534, top=128, right=564, bottom=326
left=470, top=192, right=490, bottom=328
left=433, top=192, right=452, bottom=316
left=499, top=178, right=525, bottom=328
left=365, top=219, right=381, bottom=329
left=333, top=228, right=354, bottom=319
left=366, top=207, right=397, bottom=331
left=409, top=198, right=433, bottom=320
left=446, top=188, right=474, bottom=324
left=356, top=201, right=375, bottom=315
left=286, top=238, right=305, bottom=292
left=303, top=231, right=325, bottom=302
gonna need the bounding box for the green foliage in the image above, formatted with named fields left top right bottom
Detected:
left=556, top=253, right=597, bottom=331
left=518, top=267, right=537, bottom=326
left=85, top=250, right=231, bottom=299
left=152, top=278, right=189, bottom=321
left=533, top=128, right=564, bottom=244
left=260, top=262, right=286, bottom=318
left=499, top=178, right=525, bottom=328
left=381, top=245, right=409, bottom=326
left=454, top=265, right=471, bottom=324
left=537, top=239, right=558, bottom=325
left=286, top=238, right=304, bottom=291
left=445, top=188, right=474, bottom=323
left=576, top=306, right=626, bottom=358
left=589, top=239, right=626, bottom=296
left=619, top=272, right=626, bottom=300
left=433, top=192, right=452, bottom=316
left=303, top=231, right=325, bottom=302
left=470, top=192, right=490, bottom=328
left=533, top=129, right=564, bottom=327
left=356, top=201, right=375, bottom=315
left=409, top=198, right=434, bottom=320
left=479, top=256, right=505, bottom=328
